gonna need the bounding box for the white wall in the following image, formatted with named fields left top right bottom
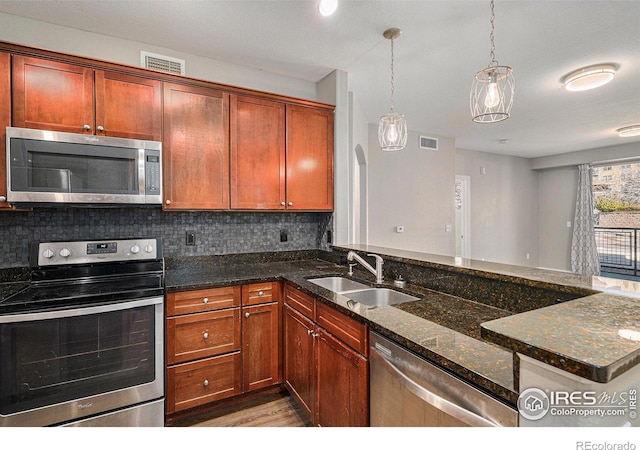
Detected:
left=0, top=12, right=316, bottom=101
left=317, top=70, right=349, bottom=246
left=348, top=92, right=370, bottom=245
left=367, top=125, right=456, bottom=256
left=456, top=149, right=539, bottom=266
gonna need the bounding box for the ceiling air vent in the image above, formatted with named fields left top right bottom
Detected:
left=140, top=51, right=185, bottom=75
left=419, top=135, right=439, bottom=151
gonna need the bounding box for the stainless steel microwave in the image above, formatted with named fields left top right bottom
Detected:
left=6, top=127, right=162, bottom=206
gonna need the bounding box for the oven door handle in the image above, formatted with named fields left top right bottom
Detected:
left=0, top=296, right=163, bottom=323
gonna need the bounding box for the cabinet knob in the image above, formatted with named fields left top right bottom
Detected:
left=288, top=202, right=293, bottom=206
left=97, top=125, right=104, bottom=132
left=258, top=291, right=264, bottom=297
left=0, top=196, right=6, bottom=203
left=203, top=332, right=209, bottom=339
left=280, top=201, right=286, bottom=206
left=165, top=199, right=171, bottom=205
left=203, top=379, right=209, bottom=387
left=83, top=124, right=91, bottom=131
left=245, top=312, right=250, bottom=318
left=203, top=297, right=209, bottom=304
left=307, top=329, right=313, bottom=335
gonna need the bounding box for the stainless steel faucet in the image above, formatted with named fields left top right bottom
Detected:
left=346, top=251, right=384, bottom=284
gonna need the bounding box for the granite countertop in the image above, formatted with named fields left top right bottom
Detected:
left=334, top=244, right=640, bottom=387
left=164, top=256, right=518, bottom=405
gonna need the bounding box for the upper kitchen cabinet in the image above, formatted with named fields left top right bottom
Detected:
left=285, top=104, right=334, bottom=211
left=0, top=52, right=11, bottom=208
left=230, top=95, right=286, bottom=209
left=12, top=55, right=162, bottom=140
left=230, top=96, right=334, bottom=211
left=163, top=82, right=230, bottom=210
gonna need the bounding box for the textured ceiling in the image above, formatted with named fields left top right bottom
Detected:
left=0, top=0, right=638, bottom=158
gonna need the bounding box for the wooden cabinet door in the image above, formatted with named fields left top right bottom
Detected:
left=12, top=55, right=94, bottom=134
left=316, top=328, right=369, bottom=427
left=285, top=105, right=334, bottom=211
left=0, top=52, right=10, bottom=207
left=230, top=95, right=285, bottom=209
left=163, top=82, right=230, bottom=210
left=284, top=304, right=316, bottom=421
left=242, top=302, right=281, bottom=392
left=95, top=71, right=162, bottom=141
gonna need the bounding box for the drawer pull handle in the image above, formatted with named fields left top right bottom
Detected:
left=203, top=297, right=209, bottom=304
left=245, top=312, right=250, bottom=318
left=258, top=291, right=264, bottom=296
left=203, top=332, right=209, bottom=339
left=203, top=379, right=209, bottom=387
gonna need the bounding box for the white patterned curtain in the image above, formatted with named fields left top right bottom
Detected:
left=571, top=164, right=600, bottom=276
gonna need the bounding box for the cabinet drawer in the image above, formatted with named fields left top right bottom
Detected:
left=316, top=301, right=368, bottom=356
left=166, top=308, right=241, bottom=365
left=166, top=286, right=241, bottom=316
left=166, top=352, right=242, bottom=414
left=284, top=283, right=315, bottom=320
left=242, top=281, right=281, bottom=306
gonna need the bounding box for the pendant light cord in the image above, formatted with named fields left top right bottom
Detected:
left=390, top=36, right=396, bottom=113
left=488, top=0, right=497, bottom=67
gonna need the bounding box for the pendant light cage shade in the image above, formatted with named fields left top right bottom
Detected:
left=470, top=65, right=515, bottom=123
left=378, top=112, right=407, bottom=151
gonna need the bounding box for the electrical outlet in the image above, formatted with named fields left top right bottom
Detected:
left=280, top=229, right=288, bottom=242
left=185, top=231, right=196, bottom=246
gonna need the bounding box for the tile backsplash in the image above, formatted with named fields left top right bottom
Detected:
left=0, top=207, right=333, bottom=268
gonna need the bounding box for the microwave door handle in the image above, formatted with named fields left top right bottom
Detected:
left=371, top=347, right=499, bottom=427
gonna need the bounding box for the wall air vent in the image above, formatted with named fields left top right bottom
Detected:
left=140, top=51, right=185, bottom=75
left=419, top=136, right=439, bottom=151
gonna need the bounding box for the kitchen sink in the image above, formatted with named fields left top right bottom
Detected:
left=308, top=277, right=418, bottom=307
left=342, top=288, right=418, bottom=307
left=308, top=276, right=370, bottom=293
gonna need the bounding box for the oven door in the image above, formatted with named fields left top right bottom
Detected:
left=0, top=296, right=164, bottom=427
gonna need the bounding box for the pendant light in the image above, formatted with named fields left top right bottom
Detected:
left=470, top=0, right=515, bottom=123
left=378, top=27, right=407, bottom=151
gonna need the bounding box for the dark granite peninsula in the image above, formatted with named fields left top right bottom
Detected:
left=333, top=244, right=640, bottom=427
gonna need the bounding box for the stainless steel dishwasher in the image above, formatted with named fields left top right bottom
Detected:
left=370, top=332, right=518, bottom=427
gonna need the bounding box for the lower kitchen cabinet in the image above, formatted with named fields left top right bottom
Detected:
left=284, top=283, right=369, bottom=427
left=284, top=305, right=316, bottom=418
left=242, top=282, right=282, bottom=392
left=165, top=282, right=282, bottom=417
left=316, top=328, right=368, bottom=427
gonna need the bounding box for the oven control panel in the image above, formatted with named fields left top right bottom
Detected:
left=35, top=238, right=161, bottom=266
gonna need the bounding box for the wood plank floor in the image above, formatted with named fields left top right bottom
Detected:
left=187, top=393, right=312, bottom=427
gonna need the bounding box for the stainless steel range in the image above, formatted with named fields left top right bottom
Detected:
left=0, top=238, right=164, bottom=427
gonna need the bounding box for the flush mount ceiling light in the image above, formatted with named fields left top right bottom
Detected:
left=318, top=0, right=338, bottom=16
left=378, top=27, right=407, bottom=152
left=562, top=64, right=617, bottom=92
left=470, top=0, right=515, bottom=124
left=617, top=125, right=640, bottom=137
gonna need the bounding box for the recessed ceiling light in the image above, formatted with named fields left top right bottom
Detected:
left=561, top=64, right=617, bottom=91
left=617, top=125, right=640, bottom=138
left=318, top=0, right=338, bottom=16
